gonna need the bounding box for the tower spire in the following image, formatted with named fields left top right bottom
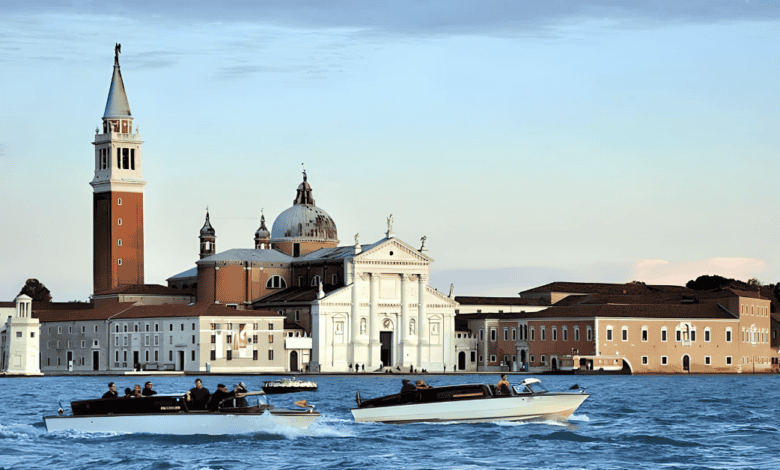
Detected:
left=104, top=43, right=131, bottom=120
left=200, top=209, right=216, bottom=259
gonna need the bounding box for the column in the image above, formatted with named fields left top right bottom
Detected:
left=369, top=273, right=379, bottom=367
left=351, top=272, right=360, bottom=365
left=399, top=273, right=410, bottom=367
left=417, top=274, right=428, bottom=369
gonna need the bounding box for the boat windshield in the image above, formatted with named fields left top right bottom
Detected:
left=515, top=382, right=548, bottom=394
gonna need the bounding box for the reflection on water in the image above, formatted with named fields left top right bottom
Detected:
left=2, top=374, right=779, bottom=469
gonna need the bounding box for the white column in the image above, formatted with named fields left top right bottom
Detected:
left=351, top=273, right=360, bottom=365
left=369, top=273, right=379, bottom=367
left=417, top=274, right=428, bottom=369
left=399, top=273, right=410, bottom=367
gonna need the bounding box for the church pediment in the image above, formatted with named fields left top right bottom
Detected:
left=356, top=238, right=432, bottom=265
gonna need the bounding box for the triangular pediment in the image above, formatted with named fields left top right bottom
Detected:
left=320, top=286, right=352, bottom=305
left=356, top=238, right=432, bottom=264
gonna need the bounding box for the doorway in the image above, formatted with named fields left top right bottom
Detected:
left=290, top=351, right=299, bottom=372
left=178, top=351, right=185, bottom=371
left=380, top=331, right=393, bottom=367
left=133, top=351, right=139, bottom=371
left=551, top=357, right=558, bottom=371
left=458, top=351, right=466, bottom=370
left=67, top=351, right=73, bottom=370
left=682, top=355, right=690, bottom=372
left=92, top=351, right=100, bottom=371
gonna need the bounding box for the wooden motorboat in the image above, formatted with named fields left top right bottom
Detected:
left=351, top=378, right=588, bottom=424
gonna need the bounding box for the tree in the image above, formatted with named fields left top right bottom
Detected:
left=747, top=278, right=763, bottom=287
left=19, top=278, right=52, bottom=302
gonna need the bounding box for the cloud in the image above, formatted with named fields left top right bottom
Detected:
left=632, top=257, right=768, bottom=286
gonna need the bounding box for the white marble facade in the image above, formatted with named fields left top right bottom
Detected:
left=310, top=237, right=457, bottom=372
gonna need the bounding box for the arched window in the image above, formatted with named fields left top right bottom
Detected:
left=574, top=326, right=580, bottom=341
left=552, top=327, right=557, bottom=341
left=661, top=327, right=668, bottom=342
left=267, top=276, right=287, bottom=289
left=606, top=326, right=614, bottom=341
left=530, top=327, right=535, bottom=341
left=562, top=326, right=568, bottom=341
left=641, top=326, right=648, bottom=342
left=311, top=275, right=321, bottom=286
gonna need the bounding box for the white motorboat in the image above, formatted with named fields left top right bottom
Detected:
left=351, top=378, right=588, bottom=424
left=262, top=377, right=318, bottom=394
left=44, top=389, right=319, bottom=435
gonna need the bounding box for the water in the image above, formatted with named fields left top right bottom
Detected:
left=1, top=374, right=778, bottom=470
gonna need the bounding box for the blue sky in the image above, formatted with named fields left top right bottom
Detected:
left=1, top=1, right=778, bottom=301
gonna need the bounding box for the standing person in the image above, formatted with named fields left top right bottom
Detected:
left=496, top=374, right=511, bottom=396
left=102, top=382, right=118, bottom=399
left=186, top=378, right=211, bottom=410
left=142, top=381, right=157, bottom=396
left=443, top=364, right=446, bottom=373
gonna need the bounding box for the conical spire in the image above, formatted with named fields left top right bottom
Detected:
left=255, top=211, right=270, bottom=238
left=200, top=210, right=216, bottom=236
left=103, top=44, right=132, bottom=119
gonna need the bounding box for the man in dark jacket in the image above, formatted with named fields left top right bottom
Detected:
left=142, top=381, right=157, bottom=396
left=186, top=378, right=211, bottom=410
left=207, top=384, right=246, bottom=411
left=102, top=382, right=118, bottom=399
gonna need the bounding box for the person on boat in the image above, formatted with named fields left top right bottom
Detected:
left=496, top=374, right=511, bottom=396
left=123, top=387, right=133, bottom=398
left=400, top=379, right=417, bottom=393
left=131, top=384, right=143, bottom=397
left=233, top=382, right=249, bottom=407
left=415, top=379, right=431, bottom=389
left=186, top=378, right=211, bottom=410
left=207, top=384, right=241, bottom=411
left=102, top=382, right=118, bottom=399
left=142, top=381, right=157, bottom=396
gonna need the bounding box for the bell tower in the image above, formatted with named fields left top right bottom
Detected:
left=90, top=44, right=146, bottom=295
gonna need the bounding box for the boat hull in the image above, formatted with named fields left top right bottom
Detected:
left=44, top=409, right=320, bottom=434
left=351, top=393, right=588, bottom=424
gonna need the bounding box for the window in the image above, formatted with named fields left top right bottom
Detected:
left=311, top=275, right=321, bottom=286
left=155, top=323, right=159, bottom=332
left=154, top=336, right=159, bottom=346
left=586, top=326, right=592, bottom=341
left=726, top=356, right=732, bottom=365
left=332, top=274, right=338, bottom=285
left=622, top=327, right=628, bottom=342
left=118, top=218, right=122, bottom=225
left=268, top=335, right=273, bottom=343
left=227, top=335, right=232, bottom=344
left=211, top=335, right=216, bottom=343
left=530, top=355, right=535, bottom=363
left=726, top=328, right=732, bottom=342
left=117, top=198, right=122, bottom=205
left=491, top=328, right=497, bottom=342
left=253, top=350, right=258, bottom=360
left=661, top=327, right=668, bottom=342
left=169, top=324, right=173, bottom=331
left=144, top=336, right=150, bottom=346
left=81, top=326, right=86, bottom=333
left=192, top=335, right=196, bottom=344
left=226, top=350, right=232, bottom=361
left=606, top=326, right=613, bottom=341
left=155, top=351, right=159, bottom=361
left=210, top=350, right=216, bottom=361
left=540, top=327, right=546, bottom=341
left=253, top=334, right=258, bottom=343
left=705, top=356, right=711, bottom=365
left=661, top=356, right=668, bottom=365
left=574, top=327, right=580, bottom=341
left=490, top=355, right=497, bottom=363
left=512, top=328, right=516, bottom=341
left=16, top=331, right=22, bottom=338
left=57, top=326, right=62, bottom=334
left=691, top=330, right=696, bottom=342
left=641, top=327, right=648, bottom=342
left=81, top=340, right=85, bottom=348
left=676, top=330, right=681, bottom=342
left=295, top=311, right=300, bottom=322
left=266, top=276, right=287, bottom=289
left=552, top=327, right=557, bottom=341
left=642, top=356, right=648, bottom=365
left=470, top=352, right=476, bottom=362
left=268, top=324, right=273, bottom=330
left=192, top=350, right=196, bottom=361
left=169, top=351, right=173, bottom=361
left=540, top=355, right=546, bottom=364
left=180, top=324, right=184, bottom=331
left=118, top=239, right=122, bottom=247
left=562, top=327, right=568, bottom=341
left=530, top=327, right=535, bottom=341
left=93, top=340, right=98, bottom=347
left=503, top=328, right=508, bottom=341
left=145, top=351, right=149, bottom=362
left=268, top=350, right=274, bottom=361
left=192, top=323, right=195, bottom=330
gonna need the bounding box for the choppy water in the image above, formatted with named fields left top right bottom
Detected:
left=1, top=374, right=778, bottom=469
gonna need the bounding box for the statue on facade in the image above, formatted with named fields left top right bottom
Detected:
left=114, top=43, right=121, bottom=66
left=387, top=214, right=393, bottom=232
left=354, top=233, right=359, bottom=245
left=419, top=236, right=427, bottom=252
left=448, top=283, right=454, bottom=298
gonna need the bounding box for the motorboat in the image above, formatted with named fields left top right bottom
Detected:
left=262, top=377, right=318, bottom=394
left=351, top=378, right=588, bottom=424
left=44, top=388, right=319, bottom=435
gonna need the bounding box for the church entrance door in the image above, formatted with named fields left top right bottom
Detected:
left=380, top=331, right=392, bottom=367
left=290, top=351, right=299, bottom=372
left=458, top=351, right=466, bottom=370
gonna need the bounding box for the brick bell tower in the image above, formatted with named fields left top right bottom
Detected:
left=90, top=44, right=146, bottom=295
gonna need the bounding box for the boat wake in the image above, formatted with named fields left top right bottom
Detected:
left=0, top=423, right=42, bottom=440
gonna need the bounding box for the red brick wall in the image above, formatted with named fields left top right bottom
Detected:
left=93, top=191, right=144, bottom=294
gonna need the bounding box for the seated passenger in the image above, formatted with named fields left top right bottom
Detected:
left=496, top=374, right=511, bottom=396
left=207, top=384, right=239, bottom=411
left=123, top=387, right=133, bottom=398
left=400, top=379, right=417, bottom=393
left=233, top=382, right=249, bottom=408
left=142, top=381, right=157, bottom=396
left=131, top=384, right=143, bottom=397
left=102, top=382, right=118, bottom=399
left=415, top=379, right=432, bottom=389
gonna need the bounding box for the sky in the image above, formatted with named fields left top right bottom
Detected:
left=1, top=1, right=778, bottom=301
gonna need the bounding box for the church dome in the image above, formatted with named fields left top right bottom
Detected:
left=270, top=172, right=338, bottom=244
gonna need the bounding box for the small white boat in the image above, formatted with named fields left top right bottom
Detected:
left=262, top=377, right=318, bottom=394
left=45, top=389, right=319, bottom=435
left=351, top=378, right=588, bottom=424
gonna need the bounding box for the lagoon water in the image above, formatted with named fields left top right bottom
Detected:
left=1, top=374, right=778, bottom=470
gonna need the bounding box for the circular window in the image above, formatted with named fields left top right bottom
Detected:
left=389, top=251, right=394, bottom=256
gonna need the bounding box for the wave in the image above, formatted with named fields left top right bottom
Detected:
left=538, top=430, right=599, bottom=442
left=569, top=414, right=589, bottom=422
left=622, top=435, right=700, bottom=447
left=0, top=423, right=42, bottom=440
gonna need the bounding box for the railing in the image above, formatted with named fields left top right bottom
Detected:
left=94, top=132, right=142, bottom=143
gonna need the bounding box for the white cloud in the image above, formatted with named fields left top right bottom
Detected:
left=633, top=257, right=768, bottom=286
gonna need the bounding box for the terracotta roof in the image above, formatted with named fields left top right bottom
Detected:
left=551, top=293, right=699, bottom=307
left=457, top=300, right=736, bottom=321
left=454, top=296, right=548, bottom=306
left=95, top=284, right=195, bottom=296
left=34, top=303, right=281, bottom=323
left=0, top=302, right=15, bottom=308
left=519, top=282, right=694, bottom=296
left=284, top=321, right=306, bottom=330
